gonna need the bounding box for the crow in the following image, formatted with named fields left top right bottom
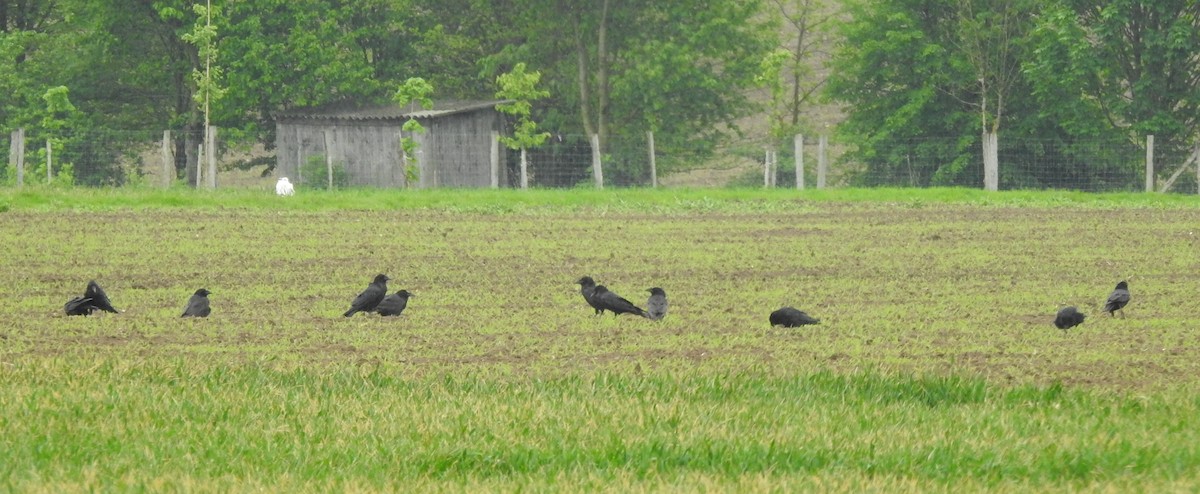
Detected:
left=646, top=287, right=668, bottom=321
left=1054, top=306, right=1085, bottom=331
left=576, top=276, right=605, bottom=315
left=376, top=290, right=414, bottom=317
left=770, top=307, right=820, bottom=327
left=592, top=285, right=649, bottom=318
left=64, top=280, right=120, bottom=316
left=1103, top=281, right=1130, bottom=318
left=343, top=274, right=389, bottom=317
left=181, top=288, right=212, bottom=317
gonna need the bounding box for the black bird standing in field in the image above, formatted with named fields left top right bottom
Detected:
left=646, top=287, right=668, bottom=321
left=1054, top=306, right=1085, bottom=331
left=64, top=280, right=120, bottom=316
left=181, top=288, right=212, bottom=317
left=376, top=290, right=414, bottom=317
left=343, top=274, right=389, bottom=317
left=770, top=307, right=820, bottom=327
left=1103, top=281, right=1131, bottom=318
left=576, top=276, right=605, bottom=315
left=592, top=285, right=649, bottom=318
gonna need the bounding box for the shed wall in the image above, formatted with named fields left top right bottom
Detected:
left=275, top=107, right=505, bottom=189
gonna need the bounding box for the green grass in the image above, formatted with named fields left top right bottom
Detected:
left=2, top=189, right=1200, bottom=491
left=1, top=185, right=1198, bottom=213
left=2, top=363, right=1198, bottom=492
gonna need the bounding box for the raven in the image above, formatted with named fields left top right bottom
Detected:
left=770, top=307, right=820, bottom=327
left=376, top=290, right=414, bottom=317
left=181, top=288, right=212, bottom=317
left=576, top=276, right=605, bottom=315
left=64, top=280, right=120, bottom=316
left=343, top=274, right=389, bottom=317
left=1103, top=281, right=1130, bottom=318
left=592, top=285, right=649, bottom=318
left=1054, top=306, right=1085, bottom=331
left=646, top=287, right=668, bottom=321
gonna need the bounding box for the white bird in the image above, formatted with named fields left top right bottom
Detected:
left=275, top=177, right=295, bottom=196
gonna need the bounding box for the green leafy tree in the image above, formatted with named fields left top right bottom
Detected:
left=483, top=0, right=775, bottom=183
left=393, top=77, right=434, bottom=184
left=1026, top=1, right=1200, bottom=147
left=826, top=0, right=980, bottom=186
left=759, top=0, right=837, bottom=140
left=496, top=63, right=551, bottom=150
left=496, top=63, right=551, bottom=188
left=182, top=1, right=225, bottom=187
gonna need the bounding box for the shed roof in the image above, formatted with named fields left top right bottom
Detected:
left=276, top=100, right=512, bottom=122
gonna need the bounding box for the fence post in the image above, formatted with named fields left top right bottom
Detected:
left=490, top=131, right=500, bottom=189
left=296, top=127, right=305, bottom=186
left=795, top=134, right=804, bottom=190
left=46, top=140, right=53, bottom=183
left=763, top=147, right=771, bottom=188
left=322, top=129, right=334, bottom=189
left=983, top=132, right=999, bottom=191
left=397, top=130, right=407, bottom=188
left=591, top=134, right=604, bottom=189
left=1145, top=135, right=1155, bottom=192
left=773, top=151, right=780, bottom=187
left=817, top=135, right=828, bottom=189
left=1195, top=142, right=1199, bottom=195
left=161, top=130, right=172, bottom=188
left=10, top=129, right=23, bottom=188
left=196, top=143, right=204, bottom=187
left=520, top=147, right=529, bottom=190
left=206, top=126, right=217, bottom=188
left=647, top=130, right=657, bottom=188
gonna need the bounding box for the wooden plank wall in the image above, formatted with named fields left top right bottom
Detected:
left=276, top=108, right=504, bottom=189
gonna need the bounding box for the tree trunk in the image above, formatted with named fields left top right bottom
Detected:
left=596, top=0, right=610, bottom=154
left=572, top=0, right=610, bottom=159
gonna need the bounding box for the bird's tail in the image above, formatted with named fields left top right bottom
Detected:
left=343, top=309, right=357, bottom=317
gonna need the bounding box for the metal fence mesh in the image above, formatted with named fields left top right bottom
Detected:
left=2, top=129, right=1198, bottom=193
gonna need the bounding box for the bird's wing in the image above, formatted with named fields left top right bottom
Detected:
left=64, top=296, right=92, bottom=315
left=352, top=285, right=386, bottom=311
left=87, top=285, right=119, bottom=313
left=375, top=295, right=399, bottom=313
left=1105, top=290, right=1130, bottom=307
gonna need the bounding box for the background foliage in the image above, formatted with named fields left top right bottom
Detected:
left=2, top=0, right=1198, bottom=188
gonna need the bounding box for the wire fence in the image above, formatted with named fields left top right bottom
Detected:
left=3, top=128, right=1199, bottom=193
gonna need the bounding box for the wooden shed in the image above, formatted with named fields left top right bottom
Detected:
left=274, top=100, right=509, bottom=188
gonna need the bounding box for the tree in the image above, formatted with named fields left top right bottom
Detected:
left=760, top=0, right=837, bottom=139
left=182, top=1, right=225, bottom=188
left=394, top=76, right=434, bottom=184
left=484, top=0, right=775, bottom=182
left=826, top=0, right=982, bottom=186
left=952, top=0, right=1037, bottom=189
left=496, top=62, right=551, bottom=188
left=1026, top=1, right=1200, bottom=148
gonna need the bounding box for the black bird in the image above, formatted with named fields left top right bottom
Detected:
left=770, top=307, right=820, bottom=327
left=343, top=274, right=389, bottom=317
left=1103, top=281, right=1130, bottom=318
left=1054, top=306, right=1085, bottom=331
left=181, top=288, right=212, bottom=317
left=646, top=287, right=668, bottom=321
left=576, top=276, right=605, bottom=315
left=376, top=290, right=414, bottom=317
left=592, top=285, right=649, bottom=318
left=64, top=280, right=120, bottom=316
